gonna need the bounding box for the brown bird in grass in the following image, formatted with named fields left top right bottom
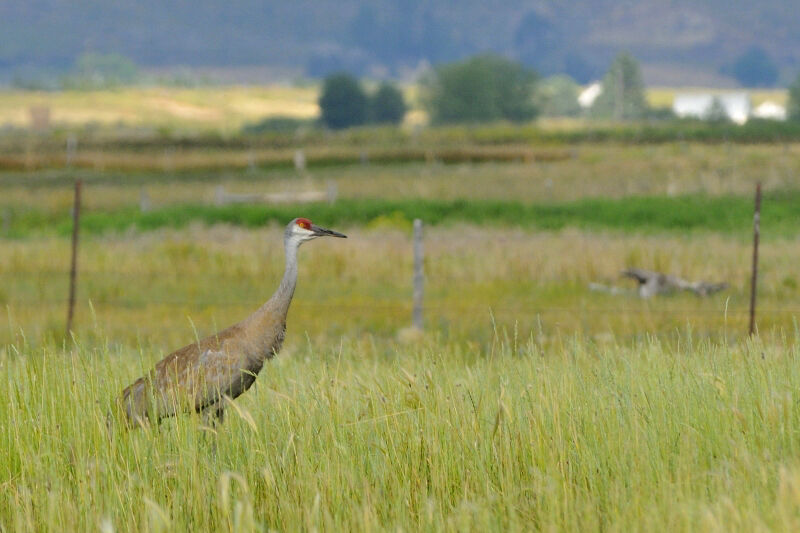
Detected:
left=118, top=218, right=346, bottom=427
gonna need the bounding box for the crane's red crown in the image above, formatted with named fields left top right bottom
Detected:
left=296, top=218, right=312, bottom=230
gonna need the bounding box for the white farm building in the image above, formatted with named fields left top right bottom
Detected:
left=752, top=100, right=787, bottom=120
left=672, top=93, right=751, bottom=124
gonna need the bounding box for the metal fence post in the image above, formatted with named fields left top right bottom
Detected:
left=66, top=179, right=82, bottom=337
left=413, top=219, right=424, bottom=330
left=749, top=182, right=762, bottom=337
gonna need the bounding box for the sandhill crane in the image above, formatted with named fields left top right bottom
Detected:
left=118, top=218, right=346, bottom=427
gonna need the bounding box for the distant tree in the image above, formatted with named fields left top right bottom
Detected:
left=705, top=97, right=730, bottom=123
left=369, top=83, right=407, bottom=124
left=536, top=75, right=581, bottom=117
left=591, top=52, right=647, bottom=120
left=318, top=73, right=369, bottom=129
left=789, top=73, right=800, bottom=121
left=422, top=55, right=539, bottom=124
left=61, top=53, right=140, bottom=89
left=730, top=46, right=778, bottom=87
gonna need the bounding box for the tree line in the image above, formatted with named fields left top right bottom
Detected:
left=318, top=50, right=800, bottom=130
left=317, top=51, right=652, bottom=129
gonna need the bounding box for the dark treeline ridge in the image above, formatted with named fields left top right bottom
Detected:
left=3, top=192, right=798, bottom=238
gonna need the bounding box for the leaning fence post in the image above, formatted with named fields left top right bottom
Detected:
left=412, top=219, right=424, bottom=330
left=66, top=179, right=82, bottom=338
left=749, top=182, right=762, bottom=337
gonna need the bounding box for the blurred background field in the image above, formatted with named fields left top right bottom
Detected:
left=5, top=135, right=800, bottom=531
left=0, top=86, right=320, bottom=131
left=2, top=142, right=800, bottom=211
left=0, top=85, right=789, bottom=133
left=5, top=224, right=800, bottom=349
left=3, top=140, right=800, bottom=353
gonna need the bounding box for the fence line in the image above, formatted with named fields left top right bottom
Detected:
left=1, top=268, right=764, bottom=281
left=5, top=298, right=800, bottom=316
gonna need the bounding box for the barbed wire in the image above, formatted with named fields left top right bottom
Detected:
left=5, top=264, right=798, bottom=320
left=4, top=298, right=799, bottom=316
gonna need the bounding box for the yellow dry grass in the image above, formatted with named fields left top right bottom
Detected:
left=647, top=87, right=788, bottom=109
left=2, top=143, right=798, bottom=211
left=0, top=86, right=320, bottom=131
left=2, top=225, right=798, bottom=350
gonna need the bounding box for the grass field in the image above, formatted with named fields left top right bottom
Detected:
left=5, top=191, right=800, bottom=240
left=2, top=143, right=799, bottom=211
left=8, top=224, right=800, bottom=347
left=4, top=120, right=800, bottom=530
left=5, top=327, right=800, bottom=531
left=0, top=86, right=320, bottom=132
left=0, top=85, right=788, bottom=132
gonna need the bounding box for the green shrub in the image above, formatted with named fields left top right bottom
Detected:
left=369, top=83, right=406, bottom=125
left=319, top=73, right=369, bottom=130
left=422, top=55, right=539, bottom=124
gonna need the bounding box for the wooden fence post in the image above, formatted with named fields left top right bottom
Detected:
left=412, top=219, right=424, bottom=330
left=66, top=179, right=82, bottom=338
left=749, top=182, right=762, bottom=337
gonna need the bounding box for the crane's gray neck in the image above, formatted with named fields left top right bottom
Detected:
left=270, top=235, right=300, bottom=315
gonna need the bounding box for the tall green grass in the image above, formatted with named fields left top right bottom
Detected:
left=3, top=191, right=797, bottom=238
left=3, top=332, right=800, bottom=531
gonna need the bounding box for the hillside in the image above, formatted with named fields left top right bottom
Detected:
left=1, top=1, right=798, bottom=85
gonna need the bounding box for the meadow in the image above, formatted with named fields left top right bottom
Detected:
left=4, top=129, right=800, bottom=530
left=0, top=85, right=787, bottom=133
left=0, top=86, right=320, bottom=132
left=6, top=323, right=800, bottom=531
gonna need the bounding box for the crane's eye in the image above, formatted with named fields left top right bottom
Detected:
left=296, top=218, right=312, bottom=230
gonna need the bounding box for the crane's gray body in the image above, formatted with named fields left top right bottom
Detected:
left=118, top=218, right=345, bottom=426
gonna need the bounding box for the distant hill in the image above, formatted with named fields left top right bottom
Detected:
left=1, top=0, right=798, bottom=86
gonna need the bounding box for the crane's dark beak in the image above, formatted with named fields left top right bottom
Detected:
left=311, top=224, right=347, bottom=238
